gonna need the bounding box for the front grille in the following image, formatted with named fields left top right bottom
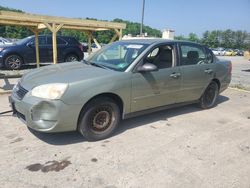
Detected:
left=14, top=83, right=28, bottom=100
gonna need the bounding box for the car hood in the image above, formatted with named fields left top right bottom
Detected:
left=20, top=62, right=118, bottom=90
left=0, top=43, right=14, bottom=48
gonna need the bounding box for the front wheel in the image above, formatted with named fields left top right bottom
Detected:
left=199, top=81, right=219, bottom=109
left=5, top=54, right=23, bottom=70
left=78, top=97, right=121, bottom=141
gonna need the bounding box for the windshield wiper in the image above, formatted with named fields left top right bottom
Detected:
left=90, top=62, right=110, bottom=70
left=82, top=59, right=90, bottom=65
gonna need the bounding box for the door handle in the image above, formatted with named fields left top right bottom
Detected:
left=170, top=72, right=181, bottom=78
left=204, top=69, right=213, bottom=74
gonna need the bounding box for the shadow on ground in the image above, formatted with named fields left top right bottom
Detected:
left=29, top=95, right=229, bottom=145
left=242, top=69, right=250, bottom=72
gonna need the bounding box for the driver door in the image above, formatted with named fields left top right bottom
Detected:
left=131, top=44, right=181, bottom=113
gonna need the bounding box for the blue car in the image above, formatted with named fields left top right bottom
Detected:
left=0, top=35, right=84, bottom=70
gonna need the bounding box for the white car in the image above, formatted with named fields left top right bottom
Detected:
left=212, top=48, right=225, bottom=56
left=0, top=37, right=12, bottom=45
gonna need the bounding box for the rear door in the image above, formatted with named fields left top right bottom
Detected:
left=131, top=43, right=181, bottom=112
left=47, top=36, right=67, bottom=62
left=176, top=43, right=214, bottom=103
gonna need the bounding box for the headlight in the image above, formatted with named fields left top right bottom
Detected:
left=31, top=83, right=68, bottom=99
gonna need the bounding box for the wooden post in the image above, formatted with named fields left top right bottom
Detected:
left=119, top=29, right=123, bottom=40
left=28, top=27, right=40, bottom=68
left=87, top=31, right=92, bottom=55
left=52, top=23, right=57, bottom=64
left=34, top=30, right=40, bottom=67
left=43, top=23, right=63, bottom=64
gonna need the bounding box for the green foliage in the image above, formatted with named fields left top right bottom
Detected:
left=175, top=29, right=250, bottom=50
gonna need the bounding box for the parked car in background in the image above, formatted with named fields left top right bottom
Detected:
left=224, top=49, right=237, bottom=56
left=212, top=47, right=225, bottom=56
left=0, top=35, right=84, bottom=70
left=234, top=49, right=244, bottom=56
left=0, top=37, right=13, bottom=45
left=9, top=39, right=232, bottom=141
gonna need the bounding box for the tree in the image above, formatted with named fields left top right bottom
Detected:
left=188, top=33, right=200, bottom=43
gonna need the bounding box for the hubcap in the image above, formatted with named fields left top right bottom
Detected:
left=90, top=106, right=113, bottom=133
left=67, top=56, right=77, bottom=62
left=8, top=56, right=21, bottom=69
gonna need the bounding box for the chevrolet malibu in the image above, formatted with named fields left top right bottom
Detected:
left=9, top=39, right=232, bottom=141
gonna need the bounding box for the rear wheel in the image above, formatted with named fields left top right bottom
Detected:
left=65, top=54, right=79, bottom=62
left=199, top=81, right=219, bottom=109
left=78, top=97, right=121, bottom=141
left=5, top=54, right=23, bottom=70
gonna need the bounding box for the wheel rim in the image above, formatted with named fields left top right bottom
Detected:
left=89, top=105, right=114, bottom=134
left=7, top=55, right=21, bottom=69
left=204, top=83, right=217, bottom=107
left=66, top=55, right=77, bottom=62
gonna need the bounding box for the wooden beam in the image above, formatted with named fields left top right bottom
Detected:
left=109, top=33, right=118, bottom=43
left=43, top=22, right=53, bottom=32
left=28, top=27, right=40, bottom=68
left=0, top=10, right=126, bottom=30
left=37, top=23, right=46, bottom=29
left=93, top=38, right=101, bottom=49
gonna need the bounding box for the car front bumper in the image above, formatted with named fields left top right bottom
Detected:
left=9, top=92, right=82, bottom=133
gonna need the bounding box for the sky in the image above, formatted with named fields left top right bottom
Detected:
left=1, top=0, right=250, bottom=36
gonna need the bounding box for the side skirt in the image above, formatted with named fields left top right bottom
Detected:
left=123, top=100, right=199, bottom=119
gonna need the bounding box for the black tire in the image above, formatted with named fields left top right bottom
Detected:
left=78, top=97, right=121, bottom=141
left=199, top=81, right=219, bottom=109
left=4, top=54, right=23, bottom=70
left=65, top=54, right=79, bottom=62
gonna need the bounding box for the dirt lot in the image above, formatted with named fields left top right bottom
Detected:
left=0, top=88, right=250, bottom=188
left=0, top=56, right=250, bottom=188
left=219, top=56, right=250, bottom=90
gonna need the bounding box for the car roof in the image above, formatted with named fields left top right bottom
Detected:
left=119, top=39, right=203, bottom=46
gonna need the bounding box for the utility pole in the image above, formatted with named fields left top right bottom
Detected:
left=140, top=0, right=145, bottom=36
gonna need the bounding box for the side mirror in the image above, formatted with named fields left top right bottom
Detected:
left=27, top=42, right=34, bottom=47
left=137, top=63, right=158, bottom=72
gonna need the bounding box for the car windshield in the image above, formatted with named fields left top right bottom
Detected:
left=87, top=41, right=149, bottom=71
left=15, top=36, right=33, bottom=45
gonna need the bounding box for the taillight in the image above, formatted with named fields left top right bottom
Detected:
left=228, top=62, right=232, bottom=74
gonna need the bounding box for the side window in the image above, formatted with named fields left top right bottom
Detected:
left=205, top=48, right=214, bottom=64
left=180, top=44, right=206, bottom=66
left=46, top=37, right=66, bottom=45
left=47, top=36, right=52, bottom=45
left=38, top=37, right=46, bottom=46
left=57, top=37, right=67, bottom=45
left=145, top=45, right=173, bottom=69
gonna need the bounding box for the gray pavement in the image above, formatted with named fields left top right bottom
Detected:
left=0, top=88, right=250, bottom=188
left=219, top=56, right=250, bottom=90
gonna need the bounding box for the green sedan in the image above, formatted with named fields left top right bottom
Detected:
left=9, top=39, right=232, bottom=141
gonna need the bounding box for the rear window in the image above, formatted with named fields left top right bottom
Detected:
left=63, top=37, right=79, bottom=44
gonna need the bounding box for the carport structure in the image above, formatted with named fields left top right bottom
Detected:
left=0, top=10, right=126, bottom=67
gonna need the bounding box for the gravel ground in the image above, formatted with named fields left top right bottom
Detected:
left=219, top=56, right=250, bottom=90
left=0, top=89, right=250, bottom=187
